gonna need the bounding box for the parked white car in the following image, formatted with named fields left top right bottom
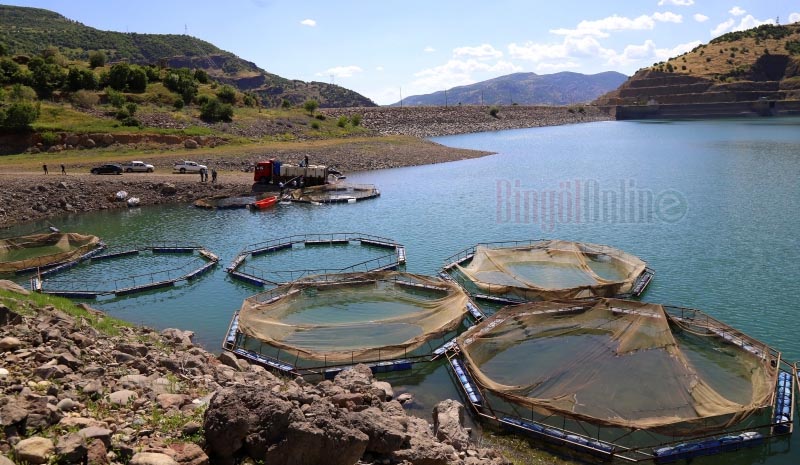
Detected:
left=121, top=161, right=155, bottom=173
left=173, top=161, right=207, bottom=173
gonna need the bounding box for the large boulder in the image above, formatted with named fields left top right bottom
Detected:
left=0, top=304, right=22, bottom=326
left=203, top=387, right=294, bottom=461
left=432, top=399, right=470, bottom=451
left=130, top=452, right=178, bottom=465
left=333, top=364, right=374, bottom=392
left=0, top=336, right=22, bottom=351
left=0, top=280, right=29, bottom=295
left=347, top=406, right=410, bottom=454
left=14, top=436, right=55, bottom=464
left=264, top=418, right=368, bottom=465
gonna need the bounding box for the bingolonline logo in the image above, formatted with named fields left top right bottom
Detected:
left=496, top=179, right=688, bottom=232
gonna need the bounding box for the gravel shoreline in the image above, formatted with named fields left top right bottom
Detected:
left=322, top=105, right=612, bottom=138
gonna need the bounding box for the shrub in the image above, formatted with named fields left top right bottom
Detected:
left=216, top=85, right=236, bottom=104
left=311, top=121, right=320, bottom=129
left=40, top=131, right=60, bottom=146
left=0, top=43, right=7, bottom=56
left=28, top=56, right=65, bottom=98
left=303, top=99, right=319, bottom=115
left=243, top=94, right=257, bottom=107
left=193, top=69, right=209, bottom=84
left=281, top=98, right=292, bottom=109
left=351, top=114, right=362, bottom=126
left=125, top=102, right=138, bottom=116
left=145, top=65, right=161, bottom=82
left=88, top=50, right=106, bottom=68
left=67, top=67, right=98, bottom=91
left=9, top=84, right=36, bottom=102
left=337, top=116, right=348, bottom=128
left=0, top=58, right=20, bottom=84
left=121, top=116, right=141, bottom=127
left=1, top=101, right=39, bottom=128
left=127, top=66, right=148, bottom=93
left=70, top=90, right=99, bottom=108
left=106, top=88, right=126, bottom=108
left=489, top=106, right=499, bottom=118
left=200, top=97, right=233, bottom=122
left=173, top=99, right=185, bottom=110
left=195, top=94, right=211, bottom=106
left=108, top=63, right=131, bottom=91
left=115, top=108, right=129, bottom=120
left=315, top=114, right=326, bottom=120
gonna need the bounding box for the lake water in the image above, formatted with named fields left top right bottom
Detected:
left=5, top=118, right=800, bottom=464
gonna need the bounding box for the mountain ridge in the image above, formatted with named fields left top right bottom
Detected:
left=393, top=71, right=628, bottom=106
left=0, top=5, right=376, bottom=108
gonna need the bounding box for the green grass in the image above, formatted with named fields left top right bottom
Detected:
left=0, top=288, right=132, bottom=336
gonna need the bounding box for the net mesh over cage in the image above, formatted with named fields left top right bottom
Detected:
left=456, top=240, right=647, bottom=300
left=0, top=233, right=101, bottom=273
left=238, top=271, right=468, bottom=362
left=458, top=298, right=777, bottom=434
left=290, top=184, right=379, bottom=203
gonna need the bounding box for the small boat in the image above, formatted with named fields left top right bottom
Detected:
left=250, top=195, right=278, bottom=210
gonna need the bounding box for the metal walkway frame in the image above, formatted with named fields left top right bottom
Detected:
left=30, top=241, right=219, bottom=299
left=226, top=232, right=407, bottom=287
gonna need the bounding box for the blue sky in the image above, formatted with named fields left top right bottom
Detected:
left=6, top=1, right=800, bottom=104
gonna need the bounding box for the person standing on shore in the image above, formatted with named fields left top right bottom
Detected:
left=42, top=164, right=48, bottom=175
left=211, top=168, right=217, bottom=184
left=199, top=167, right=206, bottom=182
left=61, top=164, right=66, bottom=175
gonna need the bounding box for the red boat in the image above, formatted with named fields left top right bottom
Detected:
left=250, top=195, right=278, bottom=210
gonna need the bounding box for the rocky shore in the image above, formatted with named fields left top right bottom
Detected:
left=322, top=105, right=612, bottom=138
left=0, top=281, right=508, bottom=465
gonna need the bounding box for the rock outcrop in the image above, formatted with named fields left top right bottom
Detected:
left=0, top=282, right=507, bottom=465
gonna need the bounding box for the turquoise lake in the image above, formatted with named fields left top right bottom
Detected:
left=5, top=117, right=800, bottom=464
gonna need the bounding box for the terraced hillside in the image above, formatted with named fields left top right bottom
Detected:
left=596, top=23, right=800, bottom=119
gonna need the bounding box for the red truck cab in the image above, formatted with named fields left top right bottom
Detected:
left=254, top=159, right=279, bottom=183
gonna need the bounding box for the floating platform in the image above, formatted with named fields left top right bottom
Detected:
left=446, top=298, right=792, bottom=463
left=226, top=233, right=407, bottom=287
left=31, top=242, right=219, bottom=299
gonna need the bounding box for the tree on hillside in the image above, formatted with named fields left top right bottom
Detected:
left=127, top=66, right=148, bottom=93
left=107, top=63, right=131, bottom=91
left=28, top=56, right=66, bottom=98
left=200, top=97, right=234, bottom=122
left=0, top=43, right=7, bottom=56
left=66, top=67, right=98, bottom=91
left=303, top=99, right=319, bottom=115
left=88, top=50, right=106, bottom=68
left=0, top=102, right=40, bottom=129
left=216, top=85, right=236, bottom=104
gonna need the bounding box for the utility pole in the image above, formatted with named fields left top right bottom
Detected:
left=481, top=89, right=484, bottom=106
left=445, top=89, right=448, bottom=107
left=399, top=87, right=403, bottom=108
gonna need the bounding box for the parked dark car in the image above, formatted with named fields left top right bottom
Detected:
left=90, top=163, right=123, bottom=175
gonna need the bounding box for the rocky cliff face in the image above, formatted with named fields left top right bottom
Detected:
left=0, top=282, right=507, bottom=465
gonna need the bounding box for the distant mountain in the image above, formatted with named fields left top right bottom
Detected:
left=393, top=71, right=628, bottom=106
left=0, top=5, right=376, bottom=108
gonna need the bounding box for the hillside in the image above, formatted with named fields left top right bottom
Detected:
left=0, top=5, right=375, bottom=108
left=393, top=71, right=627, bottom=106
left=596, top=23, right=800, bottom=119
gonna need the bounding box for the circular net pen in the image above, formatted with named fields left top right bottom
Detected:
left=442, top=239, right=654, bottom=304
left=288, top=183, right=380, bottom=204
left=448, top=298, right=791, bottom=462
left=224, top=271, right=482, bottom=377
left=226, top=233, right=406, bottom=287
left=0, top=232, right=103, bottom=275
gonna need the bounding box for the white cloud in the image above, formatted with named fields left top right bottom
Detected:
left=551, top=14, right=656, bottom=38
left=711, top=18, right=735, bottom=36
left=453, top=44, right=503, bottom=59
left=653, top=12, right=682, bottom=23
left=375, top=66, right=384, bottom=72
left=729, top=6, right=746, bottom=17
left=424, top=46, right=436, bottom=53
left=606, top=39, right=701, bottom=67
left=300, top=19, right=316, bottom=27
left=790, top=13, right=800, bottom=23
left=317, top=66, right=363, bottom=78
left=535, top=61, right=581, bottom=73
left=509, top=35, right=615, bottom=63
left=732, top=14, right=774, bottom=31
left=693, top=13, right=709, bottom=23
left=410, top=59, right=522, bottom=94
left=657, top=0, right=693, bottom=6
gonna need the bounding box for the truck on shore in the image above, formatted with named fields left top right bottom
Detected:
left=121, top=161, right=155, bottom=173
left=253, top=159, right=332, bottom=187
left=174, top=161, right=207, bottom=174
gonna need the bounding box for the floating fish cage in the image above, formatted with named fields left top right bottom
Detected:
left=29, top=241, right=219, bottom=299
left=226, top=232, right=406, bottom=287
left=442, top=239, right=654, bottom=304
left=446, top=298, right=792, bottom=463
left=289, top=183, right=380, bottom=204
left=222, top=271, right=486, bottom=377
left=0, top=232, right=104, bottom=275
